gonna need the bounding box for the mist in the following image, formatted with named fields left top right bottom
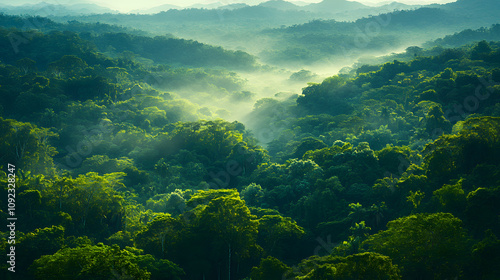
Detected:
left=1, top=1, right=500, bottom=279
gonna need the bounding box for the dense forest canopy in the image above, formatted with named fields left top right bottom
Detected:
left=1, top=1, right=500, bottom=279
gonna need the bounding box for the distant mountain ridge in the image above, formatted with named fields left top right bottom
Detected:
left=441, top=0, right=500, bottom=12
left=0, top=0, right=421, bottom=19
left=130, top=4, right=181, bottom=14
left=0, top=2, right=117, bottom=16
left=132, top=0, right=416, bottom=20
left=303, top=0, right=368, bottom=13
left=0, top=0, right=91, bottom=5
left=218, top=3, right=250, bottom=10
left=258, top=0, right=301, bottom=11
left=3, top=0, right=496, bottom=32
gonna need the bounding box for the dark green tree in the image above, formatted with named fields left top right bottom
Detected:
left=363, top=213, right=470, bottom=280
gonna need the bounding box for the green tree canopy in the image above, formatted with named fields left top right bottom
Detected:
left=363, top=213, right=470, bottom=280
left=30, top=244, right=153, bottom=280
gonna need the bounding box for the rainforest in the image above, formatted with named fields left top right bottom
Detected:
left=0, top=0, right=500, bottom=279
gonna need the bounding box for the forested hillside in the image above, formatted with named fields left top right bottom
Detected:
left=37, top=0, right=500, bottom=67
left=0, top=14, right=257, bottom=70
left=1, top=4, right=500, bottom=280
